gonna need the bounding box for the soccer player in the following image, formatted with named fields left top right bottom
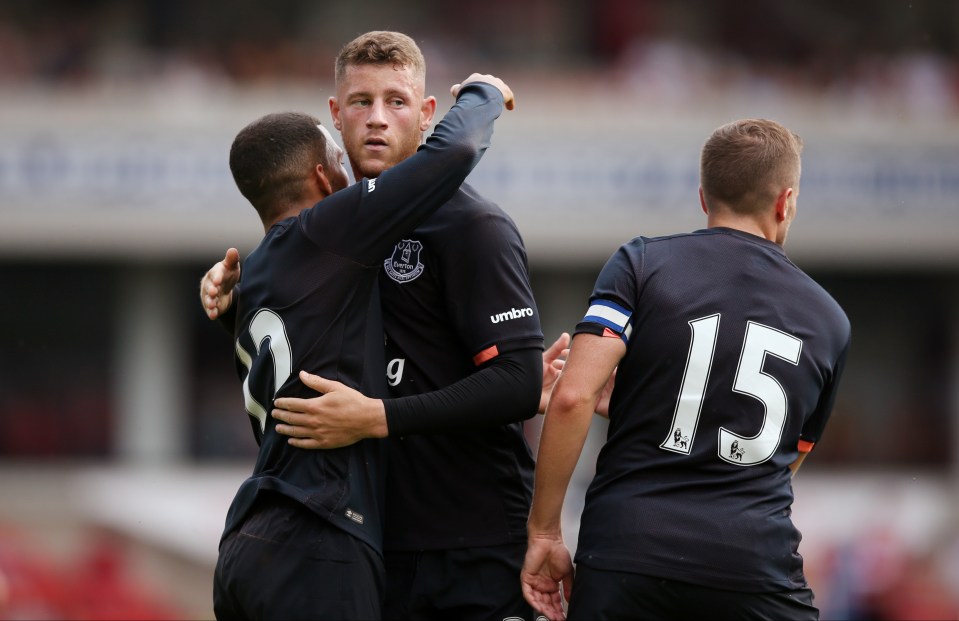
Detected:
left=521, top=119, right=851, bottom=621
left=203, top=31, right=546, bottom=621
left=207, top=73, right=515, bottom=620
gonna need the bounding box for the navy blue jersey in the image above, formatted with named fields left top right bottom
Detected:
left=379, top=182, right=544, bottom=550
left=573, top=227, right=850, bottom=592
left=221, top=83, right=507, bottom=555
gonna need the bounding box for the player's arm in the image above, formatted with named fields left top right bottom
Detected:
left=270, top=336, right=550, bottom=447
left=790, top=332, right=851, bottom=477
left=310, top=76, right=511, bottom=264
left=788, top=452, right=809, bottom=476
left=384, top=345, right=542, bottom=435
left=271, top=347, right=542, bottom=448
left=521, top=333, right=625, bottom=620
left=540, top=332, right=570, bottom=414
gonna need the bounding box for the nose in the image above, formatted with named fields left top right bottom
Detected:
left=366, top=100, right=388, bottom=128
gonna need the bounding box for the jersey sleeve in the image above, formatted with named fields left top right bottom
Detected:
left=384, top=347, right=542, bottom=436
left=442, top=210, right=543, bottom=362
left=299, top=82, right=506, bottom=264
left=798, top=330, right=851, bottom=451
left=575, top=237, right=644, bottom=345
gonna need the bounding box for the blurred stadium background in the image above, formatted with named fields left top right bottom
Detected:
left=1, top=0, right=958, bottom=618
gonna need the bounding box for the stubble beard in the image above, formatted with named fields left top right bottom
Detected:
left=349, top=132, right=424, bottom=180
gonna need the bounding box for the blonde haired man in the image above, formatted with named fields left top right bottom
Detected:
left=523, top=119, right=850, bottom=621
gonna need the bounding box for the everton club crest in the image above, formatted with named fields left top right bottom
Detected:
left=384, top=240, right=425, bottom=283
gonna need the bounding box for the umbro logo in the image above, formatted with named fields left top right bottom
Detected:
left=490, top=307, right=534, bottom=324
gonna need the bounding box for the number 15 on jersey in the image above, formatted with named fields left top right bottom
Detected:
left=660, top=314, right=803, bottom=466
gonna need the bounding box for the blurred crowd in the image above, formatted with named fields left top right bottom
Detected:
left=0, top=0, right=956, bottom=119
left=807, top=527, right=959, bottom=620
left=0, top=526, right=186, bottom=620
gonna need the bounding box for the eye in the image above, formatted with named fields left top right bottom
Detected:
left=388, top=98, right=405, bottom=108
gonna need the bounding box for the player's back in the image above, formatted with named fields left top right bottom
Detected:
left=575, top=226, right=850, bottom=592
left=229, top=213, right=389, bottom=553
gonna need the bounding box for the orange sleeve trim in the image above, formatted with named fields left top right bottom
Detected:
left=473, top=345, right=499, bottom=366
left=798, top=439, right=815, bottom=453
left=602, top=327, right=620, bottom=339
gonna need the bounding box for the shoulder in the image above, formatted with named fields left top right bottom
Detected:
left=431, top=184, right=522, bottom=239
left=783, top=267, right=852, bottom=346
left=616, top=231, right=705, bottom=256
left=808, top=278, right=851, bottom=335
left=446, top=184, right=509, bottom=219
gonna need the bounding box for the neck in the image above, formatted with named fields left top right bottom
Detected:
left=706, top=209, right=778, bottom=244
left=261, top=200, right=315, bottom=233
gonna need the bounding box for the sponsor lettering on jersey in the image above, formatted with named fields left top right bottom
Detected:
left=490, top=306, right=534, bottom=324
left=384, top=240, right=425, bottom=283
left=386, top=358, right=405, bottom=386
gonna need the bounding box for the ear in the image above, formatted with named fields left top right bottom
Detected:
left=314, top=164, right=334, bottom=198
left=775, top=187, right=793, bottom=222
left=699, top=188, right=708, bottom=215
left=419, top=96, right=437, bottom=132
left=329, top=97, right=342, bottom=131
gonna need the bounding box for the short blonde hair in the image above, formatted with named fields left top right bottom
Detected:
left=700, top=119, right=803, bottom=215
left=334, top=31, right=426, bottom=85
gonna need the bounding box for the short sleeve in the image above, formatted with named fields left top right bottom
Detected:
left=575, top=238, right=645, bottom=345
left=440, top=210, right=543, bottom=362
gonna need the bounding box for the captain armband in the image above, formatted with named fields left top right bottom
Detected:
left=581, top=300, right=633, bottom=345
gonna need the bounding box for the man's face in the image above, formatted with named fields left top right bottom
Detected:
left=330, top=63, right=436, bottom=180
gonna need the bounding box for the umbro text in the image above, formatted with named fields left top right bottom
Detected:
left=490, top=307, right=534, bottom=324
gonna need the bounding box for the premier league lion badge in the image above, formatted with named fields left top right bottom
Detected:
left=384, top=239, right=425, bottom=283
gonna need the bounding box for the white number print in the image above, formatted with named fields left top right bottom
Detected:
left=235, top=309, right=293, bottom=433
left=659, top=314, right=719, bottom=456
left=661, top=315, right=802, bottom=466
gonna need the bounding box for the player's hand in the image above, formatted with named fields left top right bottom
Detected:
left=594, top=366, right=617, bottom=419
left=539, top=332, right=570, bottom=414
left=272, top=371, right=388, bottom=449
left=451, top=73, right=515, bottom=110
left=199, top=247, right=240, bottom=320
left=521, top=533, right=574, bottom=621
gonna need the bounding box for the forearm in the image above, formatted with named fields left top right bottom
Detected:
left=529, top=333, right=624, bottom=533
left=528, top=390, right=595, bottom=534
left=384, top=347, right=542, bottom=436
left=789, top=451, right=809, bottom=476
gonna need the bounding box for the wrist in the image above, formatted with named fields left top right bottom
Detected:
left=527, top=515, right=563, bottom=539
left=369, top=399, right=389, bottom=438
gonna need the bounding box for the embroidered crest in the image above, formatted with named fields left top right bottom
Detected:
left=384, top=239, right=425, bottom=283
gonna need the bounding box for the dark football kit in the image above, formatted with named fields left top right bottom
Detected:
left=568, top=228, right=849, bottom=620
left=212, top=83, right=507, bottom=621
left=378, top=182, right=545, bottom=620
